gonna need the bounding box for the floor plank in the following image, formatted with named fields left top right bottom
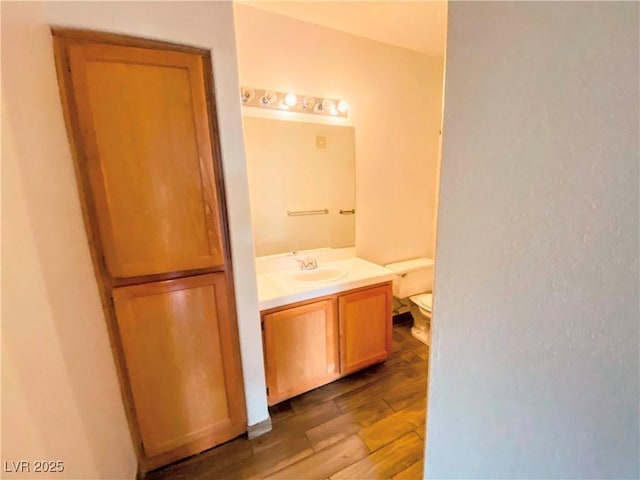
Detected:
left=289, top=374, right=368, bottom=413
left=333, top=370, right=413, bottom=414
left=146, top=436, right=252, bottom=480
left=347, top=398, right=395, bottom=428
left=305, top=413, right=362, bottom=451
left=330, top=432, right=424, bottom=480
left=392, top=459, right=424, bottom=480
left=414, top=346, right=430, bottom=361
left=264, top=435, right=369, bottom=480
left=358, top=400, right=426, bottom=451
left=268, top=401, right=297, bottom=425
left=382, top=379, right=428, bottom=412
left=202, top=436, right=314, bottom=480
left=251, top=400, right=341, bottom=454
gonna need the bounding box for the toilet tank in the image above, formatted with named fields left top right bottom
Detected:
left=384, top=257, right=434, bottom=298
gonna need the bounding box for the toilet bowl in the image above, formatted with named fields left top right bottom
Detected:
left=409, top=293, right=432, bottom=345
left=384, top=258, right=434, bottom=346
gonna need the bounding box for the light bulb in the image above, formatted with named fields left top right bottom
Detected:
left=302, top=96, right=315, bottom=109
left=241, top=87, right=255, bottom=104
left=261, top=90, right=277, bottom=105
left=337, top=100, right=349, bottom=113
left=284, top=92, right=297, bottom=107
left=321, top=99, right=334, bottom=111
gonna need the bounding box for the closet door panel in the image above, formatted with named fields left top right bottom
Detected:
left=112, top=274, right=245, bottom=457
left=68, top=43, right=224, bottom=278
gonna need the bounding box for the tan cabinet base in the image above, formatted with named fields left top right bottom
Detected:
left=262, top=282, right=392, bottom=405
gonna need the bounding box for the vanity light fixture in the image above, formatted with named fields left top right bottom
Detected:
left=240, top=86, right=348, bottom=118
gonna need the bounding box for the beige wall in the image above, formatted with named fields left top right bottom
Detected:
left=3, top=97, right=137, bottom=479
left=234, top=4, right=445, bottom=265
left=1, top=4, right=136, bottom=478
left=426, top=2, right=639, bottom=478
left=1, top=1, right=267, bottom=478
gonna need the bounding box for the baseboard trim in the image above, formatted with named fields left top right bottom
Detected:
left=247, top=417, right=272, bottom=439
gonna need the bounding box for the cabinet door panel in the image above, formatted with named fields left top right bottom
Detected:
left=113, top=274, right=245, bottom=457
left=339, top=284, right=392, bottom=374
left=263, top=299, right=339, bottom=404
left=68, top=44, right=224, bottom=277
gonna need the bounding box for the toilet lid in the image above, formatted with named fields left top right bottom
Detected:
left=410, top=293, right=432, bottom=312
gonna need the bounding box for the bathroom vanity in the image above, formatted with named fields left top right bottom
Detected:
left=243, top=118, right=395, bottom=404
left=256, top=250, right=395, bottom=405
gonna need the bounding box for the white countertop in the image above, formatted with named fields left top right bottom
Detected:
left=256, top=256, right=395, bottom=311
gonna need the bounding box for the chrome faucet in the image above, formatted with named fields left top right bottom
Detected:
left=296, top=257, right=318, bottom=270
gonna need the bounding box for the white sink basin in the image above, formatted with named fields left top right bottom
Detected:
left=289, top=268, right=347, bottom=284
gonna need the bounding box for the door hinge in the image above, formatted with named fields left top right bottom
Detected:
left=266, top=387, right=269, bottom=395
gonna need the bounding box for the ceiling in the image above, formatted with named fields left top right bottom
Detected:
left=240, top=1, right=447, bottom=57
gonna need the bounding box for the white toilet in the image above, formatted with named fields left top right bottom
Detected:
left=384, top=258, right=434, bottom=345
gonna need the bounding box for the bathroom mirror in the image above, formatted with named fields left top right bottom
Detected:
left=243, top=117, right=356, bottom=256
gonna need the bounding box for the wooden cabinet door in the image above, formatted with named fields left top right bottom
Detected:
left=67, top=43, right=224, bottom=278
left=339, top=284, right=393, bottom=375
left=263, top=299, right=339, bottom=405
left=112, top=274, right=246, bottom=458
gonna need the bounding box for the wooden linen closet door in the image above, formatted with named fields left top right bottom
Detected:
left=53, top=30, right=246, bottom=473
left=67, top=41, right=224, bottom=278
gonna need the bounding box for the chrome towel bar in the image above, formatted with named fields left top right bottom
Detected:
left=287, top=208, right=329, bottom=216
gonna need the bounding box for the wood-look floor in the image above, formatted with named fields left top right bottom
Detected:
left=147, top=317, right=429, bottom=480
